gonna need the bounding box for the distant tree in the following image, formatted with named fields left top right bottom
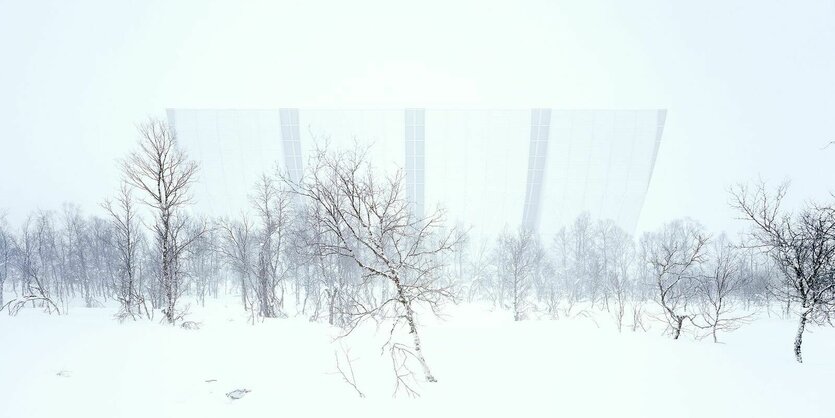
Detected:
left=464, top=240, right=497, bottom=305
left=551, top=227, right=579, bottom=315
left=122, top=118, right=202, bottom=324
left=103, top=182, right=147, bottom=320
left=495, top=227, right=543, bottom=321
left=184, top=226, right=221, bottom=308
left=290, top=194, right=362, bottom=326
left=731, top=182, right=835, bottom=362
left=693, top=235, right=751, bottom=342
left=87, top=216, right=117, bottom=305
left=596, top=220, right=635, bottom=332
left=249, top=174, right=291, bottom=318
left=218, top=174, right=292, bottom=319
left=218, top=216, right=254, bottom=310
left=626, top=231, right=656, bottom=332
left=0, top=213, right=11, bottom=307
left=570, top=214, right=599, bottom=307
left=61, top=204, right=97, bottom=308
left=4, top=213, right=61, bottom=315
left=642, top=219, right=708, bottom=339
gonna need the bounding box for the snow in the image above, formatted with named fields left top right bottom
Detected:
left=0, top=300, right=832, bottom=418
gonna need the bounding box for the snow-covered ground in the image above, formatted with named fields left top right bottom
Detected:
left=1, top=299, right=833, bottom=418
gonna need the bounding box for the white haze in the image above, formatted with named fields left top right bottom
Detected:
left=1, top=0, right=834, bottom=233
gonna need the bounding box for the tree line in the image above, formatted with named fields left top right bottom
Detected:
left=1, top=118, right=833, bottom=383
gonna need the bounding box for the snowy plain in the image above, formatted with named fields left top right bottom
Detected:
left=0, top=297, right=833, bottom=418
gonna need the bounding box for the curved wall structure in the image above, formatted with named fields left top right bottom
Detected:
left=167, top=108, right=665, bottom=237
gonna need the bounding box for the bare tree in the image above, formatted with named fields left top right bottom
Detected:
left=0, top=213, right=11, bottom=307
left=731, top=182, right=835, bottom=362
left=464, top=240, right=498, bottom=305
left=218, top=216, right=255, bottom=309
left=570, top=214, right=599, bottom=307
left=61, top=204, right=98, bottom=308
left=693, top=234, right=751, bottom=342
left=736, top=249, right=779, bottom=315
left=285, top=147, right=459, bottom=384
left=122, top=118, right=201, bottom=324
left=103, top=182, right=147, bottom=320
left=552, top=214, right=599, bottom=316
left=495, top=227, right=543, bottom=321
left=217, top=174, right=292, bottom=319
left=85, top=216, right=118, bottom=306
left=290, top=196, right=363, bottom=326
left=4, top=214, right=61, bottom=315
left=642, top=219, right=708, bottom=339
left=597, top=220, right=634, bottom=332
left=551, top=227, right=581, bottom=316
left=184, top=226, right=221, bottom=308
left=249, top=174, right=291, bottom=318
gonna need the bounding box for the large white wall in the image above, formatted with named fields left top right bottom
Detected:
left=423, top=110, right=529, bottom=238
left=169, top=108, right=663, bottom=238
left=300, top=109, right=405, bottom=177
left=168, top=109, right=285, bottom=218
left=539, top=110, right=664, bottom=235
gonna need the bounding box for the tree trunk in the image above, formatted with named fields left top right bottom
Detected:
left=395, top=279, right=437, bottom=383
left=794, top=309, right=809, bottom=363
left=327, top=288, right=337, bottom=326
left=405, top=305, right=436, bottom=383
left=513, top=275, right=522, bottom=321
left=672, top=316, right=683, bottom=340
left=240, top=274, right=248, bottom=310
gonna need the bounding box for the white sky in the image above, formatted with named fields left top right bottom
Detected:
left=1, top=0, right=834, bottom=234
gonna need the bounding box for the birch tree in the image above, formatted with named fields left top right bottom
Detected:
left=732, top=182, right=835, bottom=362
left=249, top=174, right=290, bottom=318
left=693, top=234, right=750, bottom=342
left=642, top=219, right=708, bottom=339
left=495, top=227, right=543, bottom=321
left=0, top=213, right=11, bottom=307
left=122, top=118, right=201, bottom=324
left=5, top=214, right=61, bottom=315
left=597, top=220, right=635, bottom=332
left=218, top=216, right=254, bottom=310
left=285, top=147, right=459, bottom=385
left=103, top=182, right=147, bottom=320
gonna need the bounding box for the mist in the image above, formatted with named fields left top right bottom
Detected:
left=1, top=1, right=834, bottom=417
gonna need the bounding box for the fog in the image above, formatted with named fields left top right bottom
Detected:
left=3, top=2, right=835, bottom=416
left=0, top=0, right=832, bottom=232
